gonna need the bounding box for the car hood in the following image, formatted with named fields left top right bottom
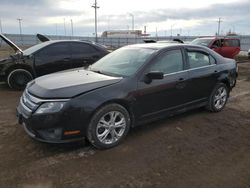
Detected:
left=27, top=69, right=122, bottom=98
left=0, top=34, right=23, bottom=53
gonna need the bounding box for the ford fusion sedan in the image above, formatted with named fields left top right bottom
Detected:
left=0, top=34, right=109, bottom=90
left=17, top=43, right=237, bottom=149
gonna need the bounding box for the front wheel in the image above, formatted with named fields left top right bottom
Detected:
left=7, top=69, right=33, bottom=90
left=207, top=83, right=229, bottom=112
left=87, top=104, right=131, bottom=149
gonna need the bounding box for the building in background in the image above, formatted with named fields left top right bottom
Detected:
left=101, top=30, right=150, bottom=38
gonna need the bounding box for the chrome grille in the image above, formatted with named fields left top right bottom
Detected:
left=22, top=90, right=40, bottom=112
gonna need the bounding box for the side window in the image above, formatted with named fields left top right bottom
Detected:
left=210, top=55, right=216, bottom=64
left=212, top=39, right=221, bottom=48
left=37, top=43, right=69, bottom=58
left=149, top=49, right=183, bottom=74
left=224, top=39, right=240, bottom=47
left=35, top=43, right=70, bottom=65
left=71, top=42, right=98, bottom=55
left=187, top=51, right=210, bottom=69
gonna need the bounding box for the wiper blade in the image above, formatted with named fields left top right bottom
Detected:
left=91, top=69, right=106, bottom=75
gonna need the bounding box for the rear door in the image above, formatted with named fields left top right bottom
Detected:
left=220, top=39, right=240, bottom=58
left=34, top=42, right=71, bottom=76
left=70, top=42, right=103, bottom=68
left=185, top=48, right=218, bottom=102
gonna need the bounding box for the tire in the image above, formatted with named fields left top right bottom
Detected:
left=7, top=69, right=33, bottom=90
left=87, top=103, right=131, bottom=149
left=207, top=83, right=229, bottom=112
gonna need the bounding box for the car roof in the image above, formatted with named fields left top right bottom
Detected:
left=126, top=43, right=184, bottom=50
left=41, top=40, right=95, bottom=45
left=195, top=37, right=239, bottom=40
left=125, top=43, right=210, bottom=51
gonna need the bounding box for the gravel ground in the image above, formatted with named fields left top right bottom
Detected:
left=0, top=50, right=249, bottom=188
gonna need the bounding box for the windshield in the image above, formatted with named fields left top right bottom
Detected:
left=191, top=38, right=213, bottom=47
left=90, top=47, right=156, bottom=77
left=23, top=42, right=51, bottom=55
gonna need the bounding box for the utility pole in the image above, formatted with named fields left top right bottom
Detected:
left=129, top=13, right=134, bottom=31
left=217, top=18, right=222, bottom=36
left=55, top=23, right=58, bottom=36
left=92, top=0, right=99, bottom=42
left=0, top=19, right=2, bottom=33
left=17, top=18, right=23, bottom=45
left=63, top=18, right=66, bottom=36
left=170, top=24, right=175, bottom=38
left=70, top=19, right=74, bottom=37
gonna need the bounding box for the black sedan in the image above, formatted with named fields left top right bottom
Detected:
left=0, top=34, right=109, bottom=90
left=17, top=43, right=237, bottom=149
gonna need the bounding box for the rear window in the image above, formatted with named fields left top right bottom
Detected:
left=224, top=39, right=240, bottom=47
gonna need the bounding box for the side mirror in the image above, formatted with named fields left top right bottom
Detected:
left=144, top=71, right=164, bottom=84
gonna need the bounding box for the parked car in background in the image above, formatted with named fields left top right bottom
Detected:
left=0, top=34, right=109, bottom=90
left=191, top=37, right=240, bottom=59
left=143, top=38, right=184, bottom=44
left=248, top=49, right=250, bottom=59
left=17, top=43, right=237, bottom=149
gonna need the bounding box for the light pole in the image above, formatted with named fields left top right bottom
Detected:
left=92, top=0, right=99, bottom=42
left=17, top=18, right=23, bottom=45
left=55, top=23, right=58, bottom=36
left=63, top=18, right=66, bottom=36
left=0, top=19, right=2, bottom=33
left=217, top=17, right=222, bottom=36
left=129, top=13, right=134, bottom=31
left=170, top=24, right=176, bottom=38
left=70, top=19, right=74, bottom=37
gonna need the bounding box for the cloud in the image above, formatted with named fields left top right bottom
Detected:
left=0, top=0, right=249, bottom=35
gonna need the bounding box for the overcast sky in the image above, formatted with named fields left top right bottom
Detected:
left=0, top=0, right=249, bottom=36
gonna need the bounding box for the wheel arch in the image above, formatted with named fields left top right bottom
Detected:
left=5, top=64, right=34, bottom=78
left=89, top=99, right=135, bottom=128
left=217, top=73, right=231, bottom=90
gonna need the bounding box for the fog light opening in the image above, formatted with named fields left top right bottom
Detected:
left=64, top=130, right=81, bottom=136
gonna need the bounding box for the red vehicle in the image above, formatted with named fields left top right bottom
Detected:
left=191, top=37, right=240, bottom=59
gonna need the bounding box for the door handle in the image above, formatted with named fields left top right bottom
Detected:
left=178, top=78, right=185, bottom=82
left=214, top=70, right=218, bottom=73
left=176, top=78, right=186, bottom=89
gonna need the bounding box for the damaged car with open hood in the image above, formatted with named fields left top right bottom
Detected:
left=0, top=34, right=109, bottom=90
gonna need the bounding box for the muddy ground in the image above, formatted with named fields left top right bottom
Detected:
left=0, top=50, right=250, bottom=188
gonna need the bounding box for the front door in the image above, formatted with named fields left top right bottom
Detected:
left=34, top=42, right=72, bottom=76
left=134, top=48, right=189, bottom=120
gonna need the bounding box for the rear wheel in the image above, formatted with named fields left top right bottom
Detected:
left=7, top=69, right=33, bottom=90
left=207, top=83, right=229, bottom=112
left=87, top=104, right=131, bottom=149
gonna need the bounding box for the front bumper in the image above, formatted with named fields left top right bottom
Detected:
left=16, top=91, right=85, bottom=143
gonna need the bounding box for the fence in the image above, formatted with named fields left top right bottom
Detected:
left=0, top=34, right=250, bottom=51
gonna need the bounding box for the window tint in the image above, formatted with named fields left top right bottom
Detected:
left=149, top=49, right=183, bottom=74
left=188, top=51, right=210, bottom=69
left=36, top=43, right=69, bottom=58
left=71, top=42, right=97, bottom=54
left=210, top=55, right=216, bottom=64
left=224, top=39, right=240, bottom=47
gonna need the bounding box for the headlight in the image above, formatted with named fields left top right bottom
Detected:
left=35, top=102, right=66, bottom=114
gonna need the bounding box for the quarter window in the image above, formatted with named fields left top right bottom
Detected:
left=149, top=49, right=183, bottom=74
left=187, top=51, right=210, bottom=69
